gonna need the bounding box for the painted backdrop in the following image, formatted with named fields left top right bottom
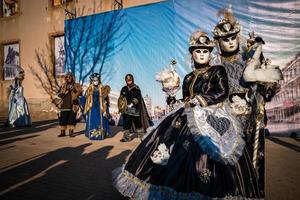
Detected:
left=65, top=0, right=300, bottom=129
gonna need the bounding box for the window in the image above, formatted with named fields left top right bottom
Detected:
left=289, top=90, right=293, bottom=99
left=2, top=41, right=20, bottom=80
left=0, top=0, right=19, bottom=18
left=53, top=35, right=65, bottom=77
left=52, top=0, right=73, bottom=7
left=293, top=87, right=297, bottom=99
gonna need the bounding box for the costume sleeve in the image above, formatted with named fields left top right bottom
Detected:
left=120, top=86, right=126, bottom=96
left=257, top=82, right=280, bottom=102
left=57, top=85, right=64, bottom=98
left=105, top=96, right=110, bottom=112
left=182, top=75, right=190, bottom=100
left=19, top=86, right=24, bottom=97
left=58, top=84, right=70, bottom=98
left=132, top=86, right=142, bottom=105
left=79, top=92, right=87, bottom=109
left=196, top=66, right=229, bottom=106
left=74, top=83, right=83, bottom=97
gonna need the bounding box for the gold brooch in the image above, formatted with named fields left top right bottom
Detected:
left=173, top=118, right=182, bottom=129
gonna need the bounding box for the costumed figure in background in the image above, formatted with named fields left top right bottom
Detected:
left=57, top=72, right=82, bottom=137
left=81, top=73, right=111, bottom=140
left=113, top=31, right=263, bottom=199
left=214, top=8, right=282, bottom=197
left=118, top=74, right=151, bottom=142
left=155, top=59, right=181, bottom=111
left=7, top=65, right=31, bottom=127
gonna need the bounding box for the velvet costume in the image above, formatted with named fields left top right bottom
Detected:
left=7, top=79, right=31, bottom=127
left=213, top=16, right=275, bottom=196
left=220, top=50, right=276, bottom=197
left=113, top=65, right=262, bottom=199
left=120, top=84, right=151, bottom=134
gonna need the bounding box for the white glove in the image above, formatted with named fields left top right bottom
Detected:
left=128, top=103, right=134, bottom=108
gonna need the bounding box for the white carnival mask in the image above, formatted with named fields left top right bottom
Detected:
left=219, top=34, right=239, bottom=53
left=92, top=79, right=99, bottom=86
left=192, top=49, right=210, bottom=65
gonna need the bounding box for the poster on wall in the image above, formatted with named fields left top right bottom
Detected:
left=54, top=35, right=65, bottom=77
left=2, top=0, right=19, bottom=17
left=3, top=42, right=19, bottom=80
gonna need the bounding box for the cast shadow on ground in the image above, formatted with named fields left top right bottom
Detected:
left=0, top=143, right=131, bottom=200
left=267, top=136, right=300, bottom=153
left=0, top=120, right=58, bottom=140
left=0, top=135, right=39, bottom=147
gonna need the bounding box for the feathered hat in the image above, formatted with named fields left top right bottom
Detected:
left=213, top=7, right=240, bottom=39
left=189, top=31, right=215, bottom=54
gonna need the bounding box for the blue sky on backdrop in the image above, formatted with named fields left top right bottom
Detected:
left=65, top=0, right=300, bottom=107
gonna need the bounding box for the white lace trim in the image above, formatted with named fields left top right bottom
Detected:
left=112, top=166, right=263, bottom=200
left=150, top=143, right=174, bottom=165
left=184, top=104, right=245, bottom=165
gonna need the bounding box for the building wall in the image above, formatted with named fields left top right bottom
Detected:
left=266, top=53, right=300, bottom=123
left=0, top=0, right=162, bottom=121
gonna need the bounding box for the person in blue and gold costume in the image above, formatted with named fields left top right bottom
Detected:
left=81, top=73, right=111, bottom=140
left=113, top=31, right=263, bottom=199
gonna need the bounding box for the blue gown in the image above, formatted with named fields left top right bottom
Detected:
left=7, top=80, right=32, bottom=127
left=81, top=88, right=111, bottom=140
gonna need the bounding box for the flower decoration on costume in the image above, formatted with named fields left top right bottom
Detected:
left=199, top=169, right=212, bottom=184
left=151, top=143, right=174, bottom=165
left=230, top=95, right=251, bottom=115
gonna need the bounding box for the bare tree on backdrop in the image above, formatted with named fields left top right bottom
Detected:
left=30, top=1, right=128, bottom=105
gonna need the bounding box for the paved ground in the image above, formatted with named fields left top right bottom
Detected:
left=0, top=120, right=299, bottom=200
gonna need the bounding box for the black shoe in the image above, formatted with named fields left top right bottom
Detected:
left=120, top=138, right=128, bottom=142
left=120, top=132, right=134, bottom=142
left=58, top=130, right=66, bottom=137
left=69, top=130, right=75, bottom=137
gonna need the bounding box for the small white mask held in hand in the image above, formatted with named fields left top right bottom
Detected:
left=192, top=49, right=210, bottom=65
left=219, top=34, right=239, bottom=53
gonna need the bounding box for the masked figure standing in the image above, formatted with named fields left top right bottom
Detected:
left=57, top=72, right=82, bottom=137
left=118, top=74, right=150, bottom=142
left=113, top=31, right=263, bottom=199
left=7, top=65, right=31, bottom=127
left=81, top=73, right=111, bottom=140
left=213, top=10, right=281, bottom=197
